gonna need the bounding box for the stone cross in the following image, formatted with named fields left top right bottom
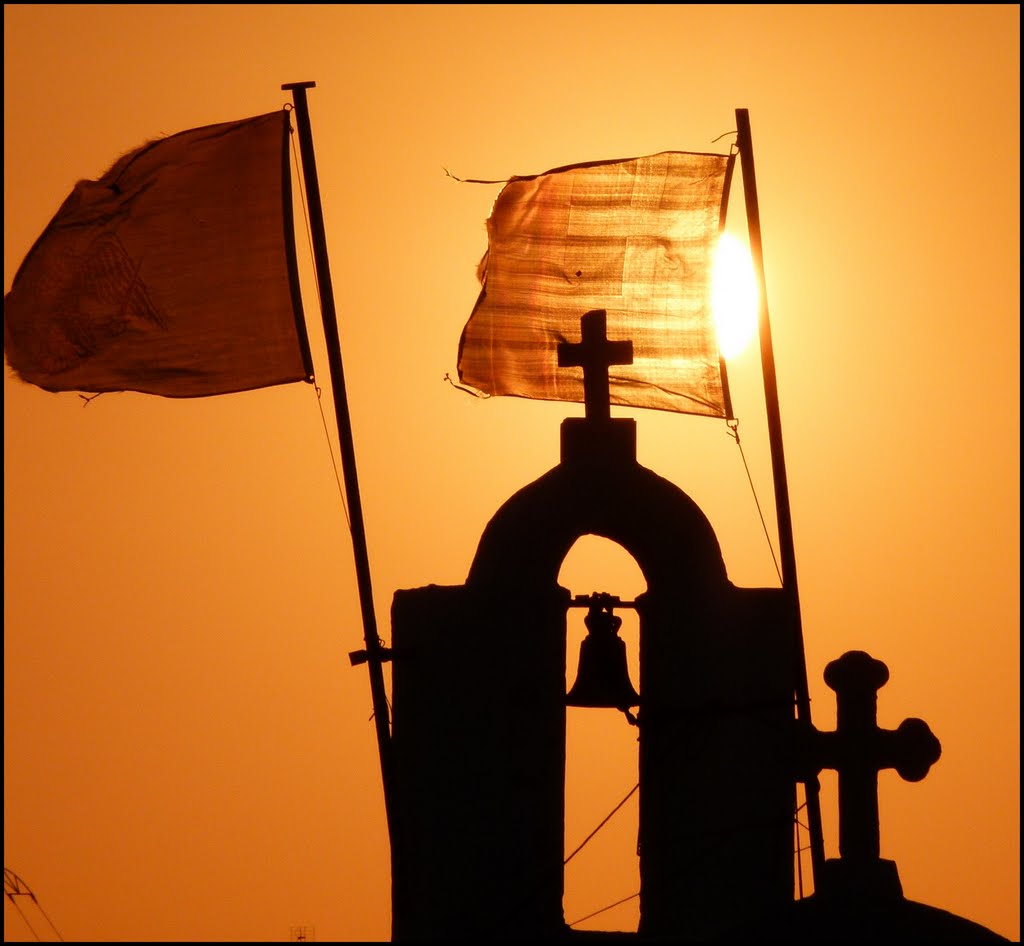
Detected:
left=557, top=309, right=633, bottom=422
left=814, top=650, right=942, bottom=862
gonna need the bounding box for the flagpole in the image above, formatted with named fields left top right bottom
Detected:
left=283, top=81, right=395, bottom=840
left=734, top=108, right=826, bottom=885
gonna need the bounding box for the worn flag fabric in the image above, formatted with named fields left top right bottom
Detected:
left=457, top=150, right=735, bottom=417
left=4, top=110, right=313, bottom=397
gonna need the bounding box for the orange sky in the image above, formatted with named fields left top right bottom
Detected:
left=4, top=4, right=1019, bottom=942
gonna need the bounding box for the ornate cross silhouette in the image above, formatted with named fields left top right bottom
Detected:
left=557, top=309, right=633, bottom=422
left=813, top=650, right=941, bottom=863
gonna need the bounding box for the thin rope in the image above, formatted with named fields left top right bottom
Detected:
left=564, top=782, right=639, bottom=866
left=727, top=418, right=782, bottom=584
left=313, top=383, right=351, bottom=531
left=568, top=891, right=640, bottom=928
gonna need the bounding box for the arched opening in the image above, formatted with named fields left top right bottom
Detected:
left=559, top=534, right=646, bottom=933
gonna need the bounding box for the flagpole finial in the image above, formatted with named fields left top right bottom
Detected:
left=281, top=81, right=317, bottom=91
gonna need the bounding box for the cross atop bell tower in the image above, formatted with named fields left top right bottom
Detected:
left=557, top=309, right=634, bottom=422
left=557, top=309, right=637, bottom=464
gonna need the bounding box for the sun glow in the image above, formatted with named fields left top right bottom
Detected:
left=712, top=233, right=759, bottom=358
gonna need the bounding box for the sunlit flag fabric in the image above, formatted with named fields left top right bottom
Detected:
left=3, top=110, right=313, bottom=398
left=457, top=150, right=735, bottom=417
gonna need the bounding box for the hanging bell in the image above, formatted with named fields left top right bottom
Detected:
left=566, top=600, right=640, bottom=710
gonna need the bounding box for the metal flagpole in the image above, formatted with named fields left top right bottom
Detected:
left=734, top=108, right=826, bottom=884
left=282, top=81, right=395, bottom=840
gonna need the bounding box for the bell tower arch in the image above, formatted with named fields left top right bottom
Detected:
left=390, top=411, right=796, bottom=941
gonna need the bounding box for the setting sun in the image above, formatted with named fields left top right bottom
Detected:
left=712, top=232, right=759, bottom=358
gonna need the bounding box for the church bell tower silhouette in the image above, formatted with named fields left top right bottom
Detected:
left=389, top=310, right=797, bottom=940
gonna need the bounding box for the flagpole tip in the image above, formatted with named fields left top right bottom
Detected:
left=282, top=81, right=317, bottom=91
